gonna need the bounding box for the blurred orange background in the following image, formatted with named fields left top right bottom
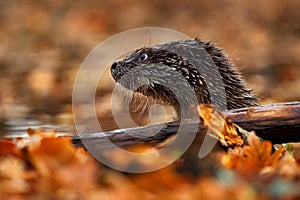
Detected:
left=0, top=0, right=299, bottom=132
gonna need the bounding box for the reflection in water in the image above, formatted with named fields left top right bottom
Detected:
left=1, top=118, right=74, bottom=138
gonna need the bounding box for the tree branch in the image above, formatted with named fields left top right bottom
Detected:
left=71, top=102, right=300, bottom=148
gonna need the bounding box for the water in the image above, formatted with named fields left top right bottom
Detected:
left=1, top=118, right=74, bottom=138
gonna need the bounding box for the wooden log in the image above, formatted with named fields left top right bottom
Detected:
left=72, top=102, right=300, bottom=148
left=226, top=101, right=300, bottom=143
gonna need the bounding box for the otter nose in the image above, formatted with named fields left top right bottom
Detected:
left=111, top=61, right=119, bottom=71
left=111, top=61, right=123, bottom=80
left=111, top=61, right=120, bottom=75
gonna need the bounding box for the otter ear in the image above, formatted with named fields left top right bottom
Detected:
left=195, top=37, right=201, bottom=42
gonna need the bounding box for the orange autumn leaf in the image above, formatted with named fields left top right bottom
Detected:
left=244, top=132, right=284, bottom=168
left=29, top=137, right=76, bottom=168
left=1, top=127, right=300, bottom=199
left=198, top=104, right=245, bottom=147
left=222, top=132, right=285, bottom=176
left=20, top=130, right=100, bottom=199
left=0, top=157, right=32, bottom=195
left=0, top=139, right=22, bottom=157
left=28, top=137, right=78, bottom=186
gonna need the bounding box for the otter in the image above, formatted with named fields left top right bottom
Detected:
left=110, top=38, right=258, bottom=119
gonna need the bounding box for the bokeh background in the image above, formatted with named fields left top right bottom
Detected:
left=0, top=0, right=299, bottom=134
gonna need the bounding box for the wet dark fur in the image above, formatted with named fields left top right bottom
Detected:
left=111, top=38, right=258, bottom=118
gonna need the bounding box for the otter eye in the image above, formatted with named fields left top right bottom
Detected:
left=139, top=53, right=148, bottom=62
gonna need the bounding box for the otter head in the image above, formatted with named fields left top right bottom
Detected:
left=110, top=47, right=186, bottom=82
left=110, top=41, right=208, bottom=119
